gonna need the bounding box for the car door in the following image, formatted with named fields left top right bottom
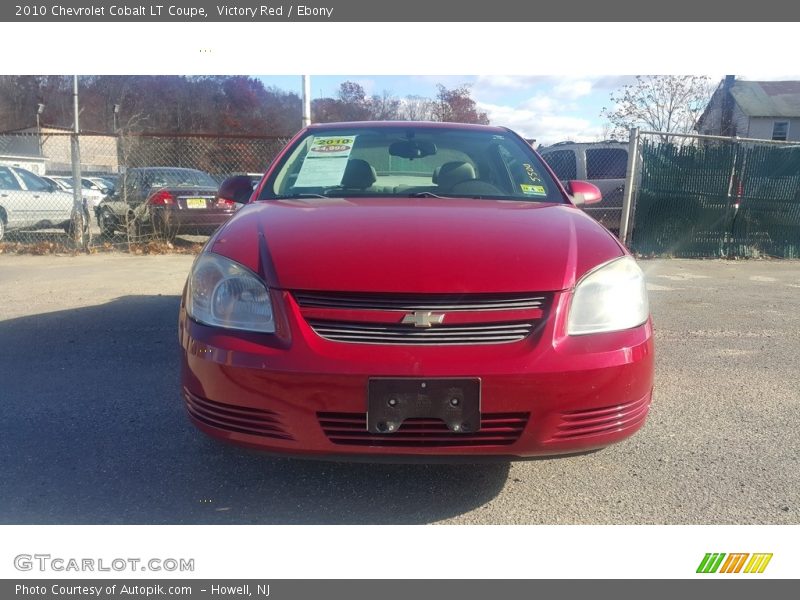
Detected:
left=0, top=166, right=29, bottom=228
left=13, top=167, right=73, bottom=224
left=1, top=166, right=59, bottom=228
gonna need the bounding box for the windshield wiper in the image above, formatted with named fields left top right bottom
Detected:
left=410, top=191, right=449, bottom=199
left=411, top=192, right=508, bottom=200
left=272, top=193, right=328, bottom=199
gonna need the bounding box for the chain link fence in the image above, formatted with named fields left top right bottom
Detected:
left=539, top=131, right=800, bottom=258
left=628, top=131, right=800, bottom=258
left=4, top=129, right=800, bottom=258
left=0, top=131, right=290, bottom=250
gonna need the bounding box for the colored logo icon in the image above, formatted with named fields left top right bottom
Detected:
left=697, top=553, right=773, bottom=574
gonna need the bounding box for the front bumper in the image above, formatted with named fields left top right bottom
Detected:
left=179, top=290, right=654, bottom=459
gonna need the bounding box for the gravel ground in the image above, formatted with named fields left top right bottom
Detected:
left=0, top=254, right=798, bottom=524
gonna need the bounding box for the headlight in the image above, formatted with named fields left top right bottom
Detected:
left=186, top=253, right=275, bottom=333
left=567, top=256, right=649, bottom=336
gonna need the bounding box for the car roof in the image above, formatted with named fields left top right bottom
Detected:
left=307, top=121, right=508, bottom=134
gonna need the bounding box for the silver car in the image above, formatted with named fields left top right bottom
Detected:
left=0, top=166, right=80, bottom=241
left=50, top=176, right=108, bottom=212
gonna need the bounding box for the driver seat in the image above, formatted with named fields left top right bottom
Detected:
left=436, top=161, right=477, bottom=191
left=340, top=159, right=377, bottom=190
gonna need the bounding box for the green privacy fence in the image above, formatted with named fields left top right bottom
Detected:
left=630, top=136, right=800, bottom=258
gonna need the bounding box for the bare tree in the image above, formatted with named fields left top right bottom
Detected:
left=368, top=90, right=401, bottom=120
left=601, top=75, right=713, bottom=143
left=399, top=95, right=434, bottom=121
left=595, top=122, right=618, bottom=142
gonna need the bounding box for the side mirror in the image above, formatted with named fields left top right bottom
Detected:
left=218, top=175, right=255, bottom=204
left=567, top=180, right=603, bottom=206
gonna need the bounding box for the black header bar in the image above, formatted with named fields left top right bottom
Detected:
left=3, top=0, right=800, bottom=22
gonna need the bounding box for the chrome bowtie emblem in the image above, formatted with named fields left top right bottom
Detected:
left=401, top=311, right=446, bottom=328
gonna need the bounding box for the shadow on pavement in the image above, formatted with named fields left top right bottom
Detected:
left=0, top=295, right=509, bottom=524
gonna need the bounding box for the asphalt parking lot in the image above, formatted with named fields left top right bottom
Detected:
left=0, top=254, right=798, bottom=524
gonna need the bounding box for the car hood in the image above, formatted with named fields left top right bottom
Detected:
left=210, top=198, right=625, bottom=293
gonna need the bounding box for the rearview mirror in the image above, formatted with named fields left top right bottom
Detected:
left=389, top=140, right=437, bottom=159
left=567, top=180, right=603, bottom=206
left=218, top=175, right=254, bottom=204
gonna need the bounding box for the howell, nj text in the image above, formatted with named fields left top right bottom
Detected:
left=209, top=584, right=271, bottom=596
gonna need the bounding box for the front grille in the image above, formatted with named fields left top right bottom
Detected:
left=295, top=291, right=549, bottom=345
left=550, top=394, right=651, bottom=441
left=307, top=320, right=534, bottom=344
left=184, top=388, right=293, bottom=440
left=294, top=291, right=546, bottom=311
left=318, top=412, right=529, bottom=447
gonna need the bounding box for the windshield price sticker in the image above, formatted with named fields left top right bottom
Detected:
left=307, top=136, right=357, bottom=158
left=295, top=136, right=358, bottom=187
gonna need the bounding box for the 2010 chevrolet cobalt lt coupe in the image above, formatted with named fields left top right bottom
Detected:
left=179, top=121, right=654, bottom=459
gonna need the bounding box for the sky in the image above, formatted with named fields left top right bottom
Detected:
left=258, top=74, right=646, bottom=145
left=259, top=73, right=800, bottom=146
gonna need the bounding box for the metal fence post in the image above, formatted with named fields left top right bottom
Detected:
left=70, top=75, right=86, bottom=250
left=723, top=137, right=741, bottom=258
left=619, top=127, right=640, bottom=246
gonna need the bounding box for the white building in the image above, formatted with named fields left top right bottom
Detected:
left=696, top=77, right=800, bottom=142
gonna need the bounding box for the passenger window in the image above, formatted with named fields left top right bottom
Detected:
left=586, top=148, right=628, bottom=179
left=0, top=167, right=22, bottom=190
left=541, top=150, right=577, bottom=181
left=15, top=168, right=50, bottom=192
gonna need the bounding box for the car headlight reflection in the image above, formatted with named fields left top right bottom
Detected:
left=187, top=253, right=275, bottom=333
left=567, top=256, right=649, bottom=336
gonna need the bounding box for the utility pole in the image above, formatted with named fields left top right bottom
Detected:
left=36, top=103, right=45, bottom=157
left=70, top=75, right=86, bottom=249
left=302, top=75, right=311, bottom=128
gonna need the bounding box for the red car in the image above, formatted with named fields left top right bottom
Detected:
left=179, top=122, right=654, bottom=459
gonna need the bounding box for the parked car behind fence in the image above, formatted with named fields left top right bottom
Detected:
left=0, top=165, right=87, bottom=242
left=539, top=141, right=629, bottom=234
left=95, top=167, right=238, bottom=241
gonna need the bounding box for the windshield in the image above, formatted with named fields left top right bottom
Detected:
left=260, top=126, right=564, bottom=203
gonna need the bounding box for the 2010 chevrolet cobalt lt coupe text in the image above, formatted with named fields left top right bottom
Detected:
left=178, top=122, right=654, bottom=459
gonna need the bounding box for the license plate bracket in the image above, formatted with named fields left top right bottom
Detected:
left=367, top=378, right=480, bottom=434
